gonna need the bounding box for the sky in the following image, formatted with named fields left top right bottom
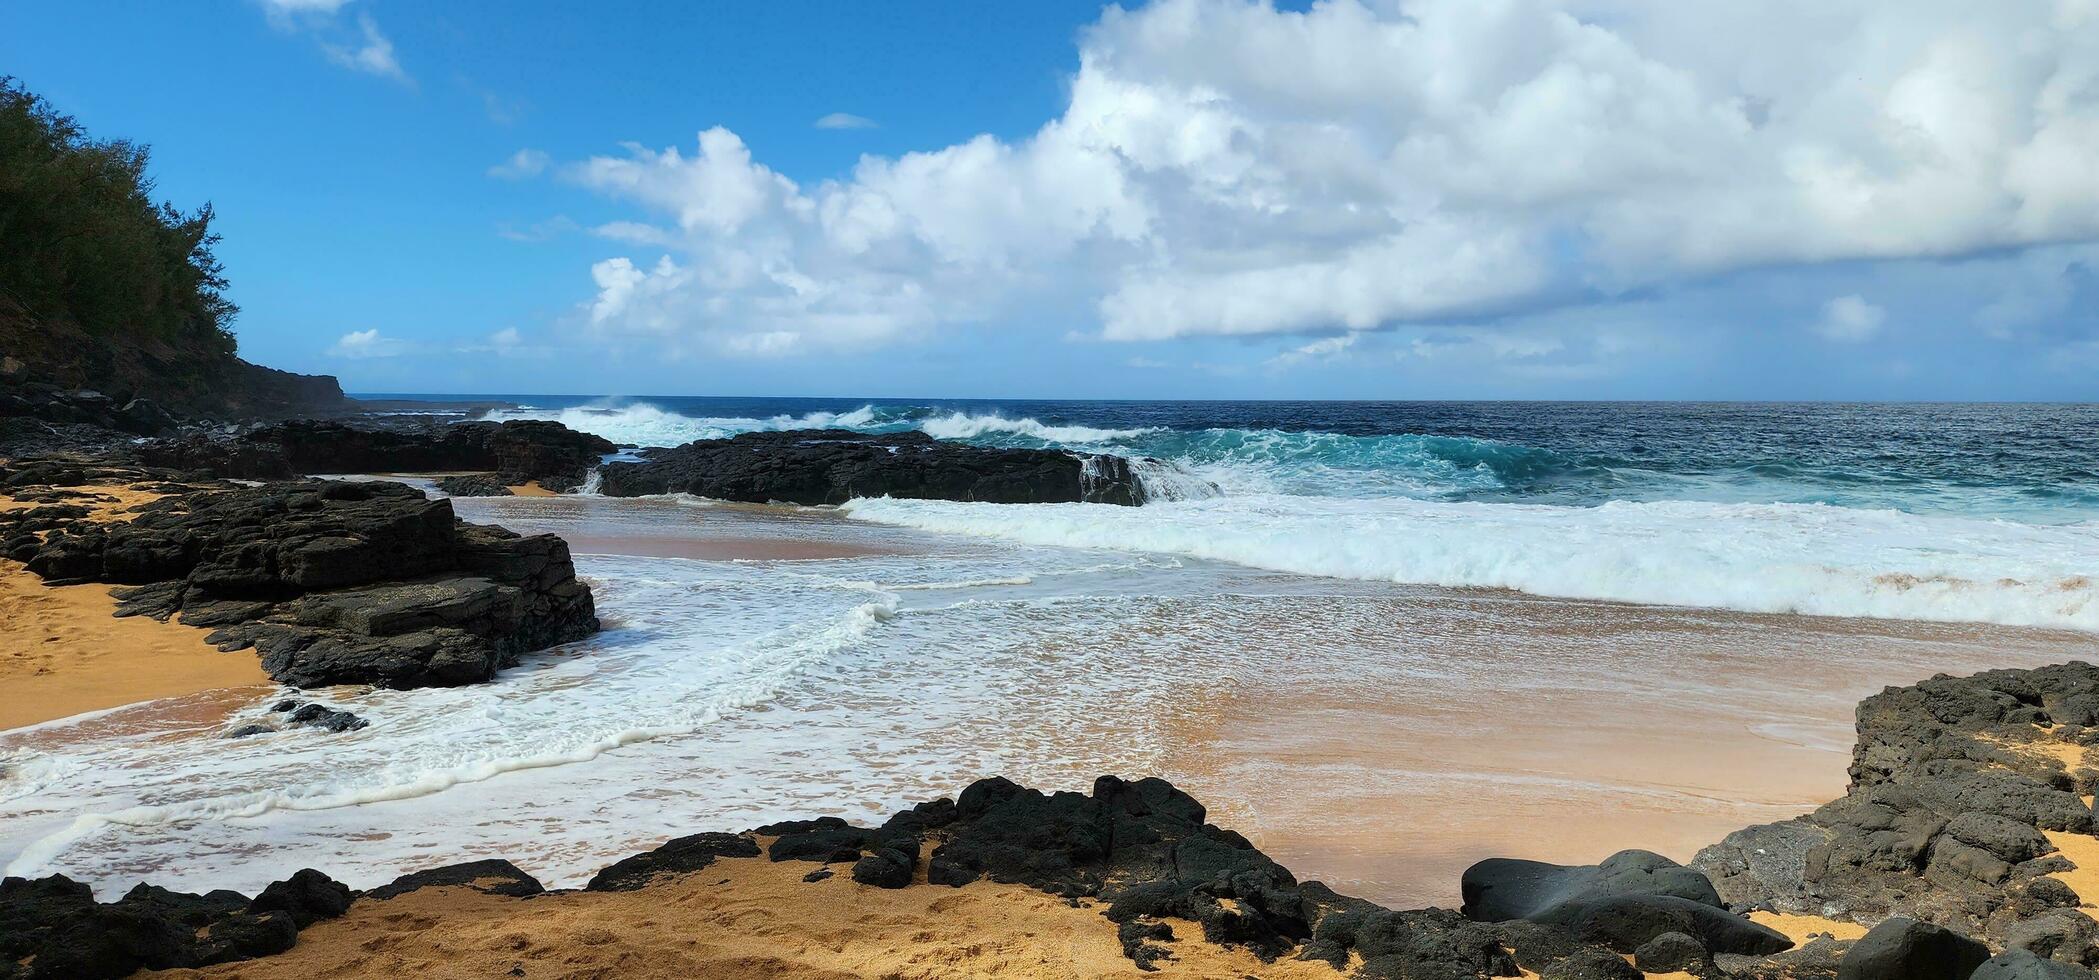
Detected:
left=6, top=0, right=2098, bottom=401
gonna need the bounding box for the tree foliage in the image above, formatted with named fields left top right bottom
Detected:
left=0, top=77, right=237, bottom=355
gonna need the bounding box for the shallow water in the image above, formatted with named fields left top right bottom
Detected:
left=3, top=493, right=2090, bottom=908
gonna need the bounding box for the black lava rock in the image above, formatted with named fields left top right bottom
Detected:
left=1463, top=849, right=1724, bottom=922
left=1696, top=662, right=2099, bottom=950
left=1835, top=917, right=1992, bottom=980
left=246, top=868, right=354, bottom=928
left=366, top=859, right=545, bottom=900
left=1539, top=948, right=1642, bottom=980
left=1462, top=848, right=1785, bottom=956
left=434, top=474, right=516, bottom=497
left=1972, top=950, right=2099, bottom=980
left=595, top=429, right=1154, bottom=505
left=850, top=846, right=917, bottom=889
left=0, top=869, right=347, bottom=979
left=288, top=702, right=368, bottom=732
left=585, top=832, right=762, bottom=892
left=6, top=475, right=601, bottom=689
left=1633, top=930, right=1715, bottom=975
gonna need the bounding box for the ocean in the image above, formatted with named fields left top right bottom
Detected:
left=4, top=398, right=2096, bottom=908
left=455, top=397, right=2099, bottom=628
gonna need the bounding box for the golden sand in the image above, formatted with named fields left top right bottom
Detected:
left=2044, top=829, right=2099, bottom=923
left=0, top=484, right=166, bottom=522
left=507, top=481, right=559, bottom=497
left=1749, top=910, right=1867, bottom=943
left=0, top=483, right=270, bottom=731
left=149, top=853, right=1340, bottom=980
left=0, top=558, right=270, bottom=731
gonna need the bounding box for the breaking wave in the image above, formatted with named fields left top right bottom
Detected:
left=842, top=495, right=2099, bottom=631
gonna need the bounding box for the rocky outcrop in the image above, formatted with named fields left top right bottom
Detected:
left=595, top=428, right=1148, bottom=505
left=1695, top=662, right=2099, bottom=969
left=0, top=868, right=352, bottom=979
left=128, top=418, right=614, bottom=487
left=0, top=309, right=351, bottom=424
left=433, top=474, right=514, bottom=497
left=0, top=462, right=598, bottom=688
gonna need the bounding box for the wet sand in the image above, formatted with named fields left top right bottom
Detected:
left=149, top=851, right=1333, bottom=980
left=1150, top=600, right=2096, bottom=908
left=563, top=532, right=900, bottom=561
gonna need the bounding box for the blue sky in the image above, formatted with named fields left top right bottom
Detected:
left=6, top=1, right=2097, bottom=400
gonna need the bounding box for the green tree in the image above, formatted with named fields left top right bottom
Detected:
left=0, top=76, right=237, bottom=356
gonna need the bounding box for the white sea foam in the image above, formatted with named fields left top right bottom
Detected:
left=843, top=495, right=2099, bottom=631
left=475, top=401, right=1160, bottom=451
left=918, top=411, right=1157, bottom=444
left=0, top=557, right=899, bottom=880
left=476, top=402, right=883, bottom=448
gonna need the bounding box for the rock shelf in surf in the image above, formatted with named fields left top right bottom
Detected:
left=0, top=459, right=599, bottom=689
left=1695, top=661, right=2099, bottom=956
left=140, top=417, right=616, bottom=490
left=595, top=428, right=1152, bottom=505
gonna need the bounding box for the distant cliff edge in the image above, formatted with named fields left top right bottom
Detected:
left=0, top=78, right=349, bottom=421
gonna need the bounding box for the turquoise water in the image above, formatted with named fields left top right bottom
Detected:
left=367, top=396, right=2099, bottom=520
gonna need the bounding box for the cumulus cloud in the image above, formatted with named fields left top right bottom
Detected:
left=488, top=149, right=551, bottom=179
left=814, top=112, right=878, bottom=130
left=328, top=328, right=411, bottom=358
left=1817, top=295, right=1887, bottom=342
left=557, top=0, right=2099, bottom=356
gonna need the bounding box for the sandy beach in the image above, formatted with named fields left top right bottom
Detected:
left=0, top=483, right=274, bottom=730
left=8, top=487, right=2094, bottom=910
left=0, top=558, right=271, bottom=732
left=147, top=849, right=1340, bottom=980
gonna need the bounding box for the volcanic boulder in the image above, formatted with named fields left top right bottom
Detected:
left=5, top=475, right=598, bottom=688
left=594, top=429, right=1148, bottom=505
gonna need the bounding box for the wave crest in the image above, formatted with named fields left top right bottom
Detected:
left=841, top=495, right=2099, bottom=632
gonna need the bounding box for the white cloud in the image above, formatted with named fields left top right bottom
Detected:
left=1266, top=333, right=1359, bottom=367
left=328, top=328, right=411, bottom=358
left=814, top=112, right=878, bottom=130
left=259, top=2, right=409, bottom=84
left=496, top=215, right=579, bottom=243
left=1816, top=294, right=1888, bottom=342
left=323, top=13, right=408, bottom=82
left=488, top=149, right=551, bottom=179
left=259, top=0, right=349, bottom=21
left=555, top=0, right=2099, bottom=356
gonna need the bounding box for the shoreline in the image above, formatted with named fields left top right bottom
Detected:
left=15, top=673, right=2097, bottom=980
left=3, top=450, right=2096, bottom=977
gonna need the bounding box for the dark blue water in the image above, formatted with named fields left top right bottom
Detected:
left=355, top=395, right=2099, bottom=520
